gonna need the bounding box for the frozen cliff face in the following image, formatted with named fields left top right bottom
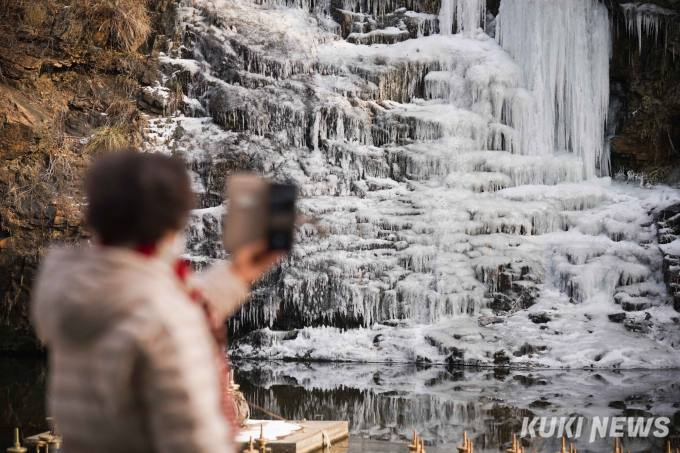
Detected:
left=145, top=0, right=680, bottom=368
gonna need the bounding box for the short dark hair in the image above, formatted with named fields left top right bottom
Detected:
left=85, top=149, right=194, bottom=246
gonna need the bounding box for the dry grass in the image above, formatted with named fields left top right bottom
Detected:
left=641, top=164, right=674, bottom=185
left=165, top=78, right=185, bottom=114
left=22, top=1, right=48, bottom=30
left=115, top=74, right=142, bottom=97
left=74, top=0, right=151, bottom=52
left=0, top=0, right=53, bottom=37
left=83, top=125, right=130, bottom=154
left=106, top=98, right=139, bottom=123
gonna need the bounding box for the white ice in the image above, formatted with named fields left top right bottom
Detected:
left=143, top=0, right=680, bottom=369
left=496, top=0, right=611, bottom=179
left=439, top=0, right=486, bottom=36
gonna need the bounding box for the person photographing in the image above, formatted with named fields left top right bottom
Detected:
left=31, top=150, right=292, bottom=453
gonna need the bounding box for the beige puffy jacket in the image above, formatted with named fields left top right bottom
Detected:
left=31, top=246, right=249, bottom=453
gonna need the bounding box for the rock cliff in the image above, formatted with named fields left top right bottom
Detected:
left=0, top=0, right=175, bottom=352
left=606, top=0, right=680, bottom=181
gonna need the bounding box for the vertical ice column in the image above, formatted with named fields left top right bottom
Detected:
left=438, top=0, right=486, bottom=36
left=497, top=0, right=611, bottom=179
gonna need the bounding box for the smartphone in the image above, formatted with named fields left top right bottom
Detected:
left=223, top=174, right=297, bottom=253
left=266, top=183, right=297, bottom=252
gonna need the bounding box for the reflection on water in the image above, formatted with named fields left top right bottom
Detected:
left=1, top=357, right=678, bottom=452
left=234, top=361, right=680, bottom=453
left=0, top=358, right=47, bottom=448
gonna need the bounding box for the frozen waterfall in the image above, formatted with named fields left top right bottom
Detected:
left=497, top=0, right=611, bottom=179
left=438, top=0, right=486, bottom=36
left=144, top=0, right=680, bottom=368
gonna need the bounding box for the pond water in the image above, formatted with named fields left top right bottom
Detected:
left=2, top=358, right=679, bottom=452
left=235, top=361, right=680, bottom=453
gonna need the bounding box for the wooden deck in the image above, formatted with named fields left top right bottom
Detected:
left=238, top=420, right=349, bottom=453
left=22, top=420, right=349, bottom=453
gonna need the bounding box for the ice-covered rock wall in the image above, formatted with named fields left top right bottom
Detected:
left=145, top=0, right=680, bottom=368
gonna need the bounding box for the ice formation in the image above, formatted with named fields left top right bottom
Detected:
left=496, top=0, right=611, bottom=179
left=143, top=0, right=680, bottom=368
left=438, top=0, right=486, bottom=36
left=620, top=2, right=677, bottom=53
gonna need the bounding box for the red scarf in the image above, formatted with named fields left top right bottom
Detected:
left=135, top=245, right=240, bottom=435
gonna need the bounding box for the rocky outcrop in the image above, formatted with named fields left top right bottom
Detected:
left=606, top=0, right=680, bottom=181
left=0, top=0, right=176, bottom=353
left=336, top=7, right=438, bottom=44
left=656, top=202, right=680, bottom=311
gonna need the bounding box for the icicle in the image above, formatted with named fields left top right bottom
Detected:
left=438, top=0, right=486, bottom=36
left=620, top=3, right=676, bottom=54
left=497, top=0, right=611, bottom=179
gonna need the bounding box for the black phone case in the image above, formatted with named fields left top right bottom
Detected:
left=266, top=183, right=297, bottom=251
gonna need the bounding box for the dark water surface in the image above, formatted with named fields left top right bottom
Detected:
left=234, top=361, right=680, bottom=453
left=1, top=358, right=48, bottom=448
left=2, top=357, right=679, bottom=452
